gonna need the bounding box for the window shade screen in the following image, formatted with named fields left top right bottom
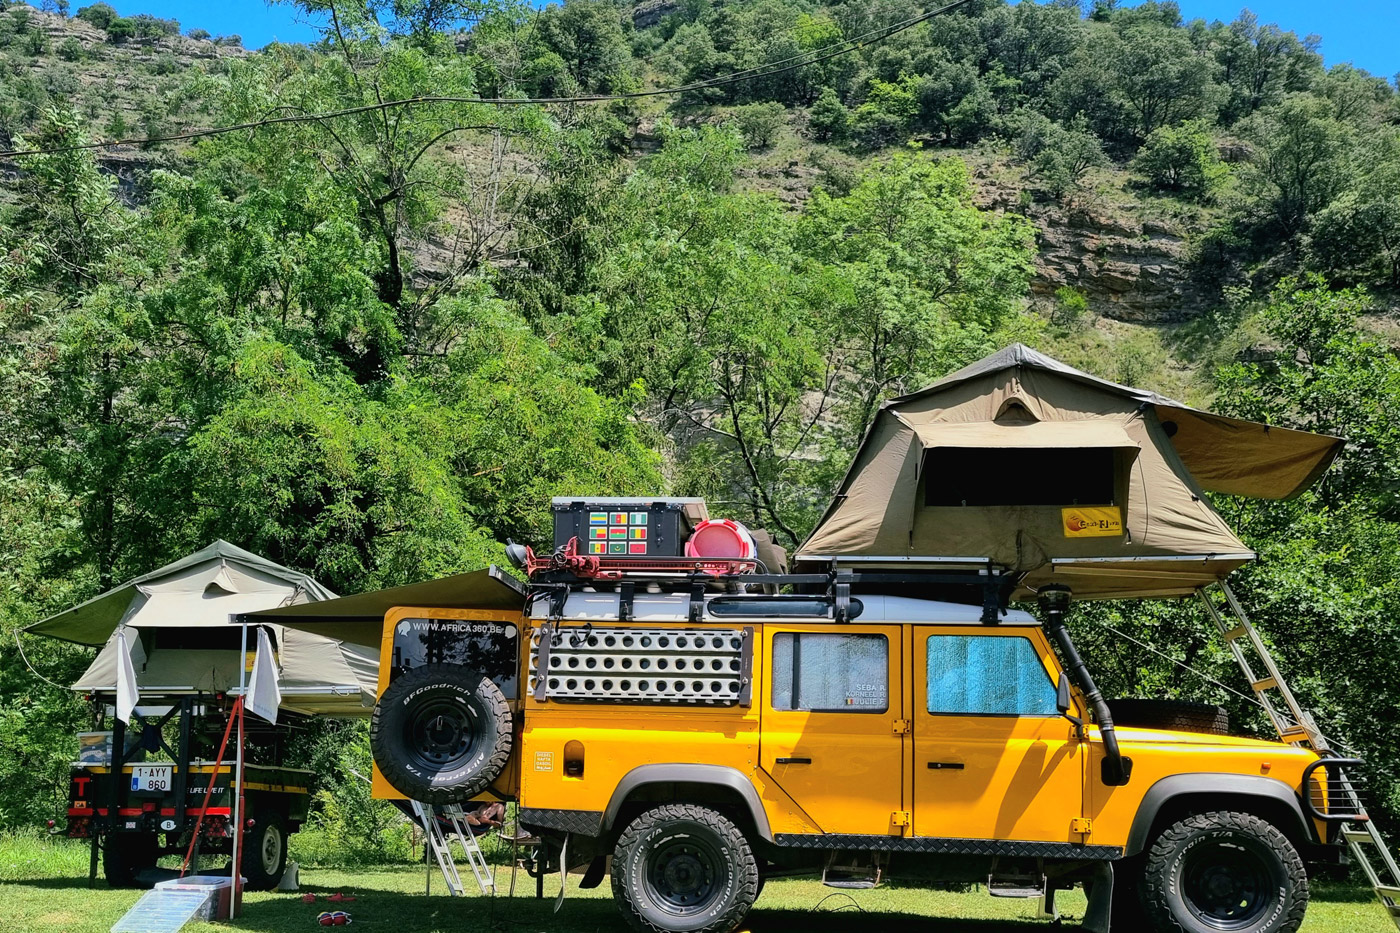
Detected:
left=926, top=635, right=1057, bottom=715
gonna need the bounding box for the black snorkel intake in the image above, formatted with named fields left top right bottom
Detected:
left=1038, top=585, right=1132, bottom=787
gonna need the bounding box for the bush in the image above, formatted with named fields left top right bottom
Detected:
left=1052, top=286, right=1089, bottom=328
left=808, top=87, right=849, bottom=142
left=152, top=52, right=177, bottom=75
left=216, top=34, right=242, bottom=47
left=75, top=2, right=116, bottom=30
left=105, top=17, right=135, bottom=43
left=22, top=24, right=46, bottom=55
left=731, top=101, right=784, bottom=150
left=57, top=36, right=83, bottom=61
left=187, top=27, right=210, bottom=41
left=1131, top=120, right=1228, bottom=201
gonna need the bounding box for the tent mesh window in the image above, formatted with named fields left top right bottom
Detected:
left=923, top=447, right=1116, bottom=507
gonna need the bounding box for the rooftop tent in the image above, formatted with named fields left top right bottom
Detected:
left=27, top=541, right=378, bottom=717
left=799, top=344, right=1343, bottom=600
left=245, top=565, right=527, bottom=649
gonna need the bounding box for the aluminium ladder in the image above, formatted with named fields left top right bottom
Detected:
left=1198, top=581, right=1400, bottom=929
left=409, top=799, right=497, bottom=897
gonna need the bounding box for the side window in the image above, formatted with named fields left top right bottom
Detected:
left=926, top=635, right=1057, bottom=716
left=771, top=633, right=888, bottom=713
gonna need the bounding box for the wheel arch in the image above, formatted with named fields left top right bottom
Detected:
left=602, top=764, right=773, bottom=845
left=1124, top=773, right=1316, bottom=857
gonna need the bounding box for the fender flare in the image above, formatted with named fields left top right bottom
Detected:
left=1124, top=773, right=1315, bottom=856
left=602, top=763, right=773, bottom=842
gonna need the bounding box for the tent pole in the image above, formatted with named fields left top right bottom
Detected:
left=231, top=617, right=247, bottom=918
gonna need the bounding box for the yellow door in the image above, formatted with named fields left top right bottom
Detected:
left=912, top=627, right=1084, bottom=843
left=759, top=624, right=905, bottom=835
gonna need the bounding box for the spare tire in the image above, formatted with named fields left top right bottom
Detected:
left=1107, top=698, right=1230, bottom=736
left=371, top=664, right=513, bottom=804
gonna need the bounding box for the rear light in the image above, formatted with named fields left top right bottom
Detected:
left=67, top=818, right=91, bottom=838
left=46, top=820, right=55, bottom=828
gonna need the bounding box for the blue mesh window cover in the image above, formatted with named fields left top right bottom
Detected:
left=926, top=635, right=1057, bottom=715
left=772, top=634, right=888, bottom=712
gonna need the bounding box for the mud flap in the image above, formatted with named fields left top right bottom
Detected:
left=577, top=855, right=606, bottom=889
left=1081, top=861, right=1113, bottom=933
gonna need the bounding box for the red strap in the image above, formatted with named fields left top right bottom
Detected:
left=180, top=697, right=241, bottom=876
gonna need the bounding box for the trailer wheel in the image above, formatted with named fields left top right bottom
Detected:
left=103, top=833, right=158, bottom=888
left=611, top=804, right=758, bottom=933
left=372, top=664, right=513, bottom=805
left=1141, top=810, right=1307, bottom=933
left=241, top=813, right=287, bottom=891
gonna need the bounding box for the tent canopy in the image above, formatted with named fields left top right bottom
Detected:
left=28, top=541, right=377, bottom=717
left=246, top=566, right=527, bottom=649
left=799, top=345, right=1342, bottom=599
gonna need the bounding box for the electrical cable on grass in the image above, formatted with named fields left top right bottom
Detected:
left=0, top=0, right=974, bottom=159
left=814, top=891, right=866, bottom=912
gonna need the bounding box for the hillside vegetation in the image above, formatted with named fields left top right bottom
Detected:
left=2, top=0, right=1400, bottom=866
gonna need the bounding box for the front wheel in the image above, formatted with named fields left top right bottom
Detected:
left=611, top=804, right=759, bottom=933
left=1141, top=810, right=1308, bottom=933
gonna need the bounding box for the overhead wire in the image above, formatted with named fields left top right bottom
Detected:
left=0, top=0, right=974, bottom=159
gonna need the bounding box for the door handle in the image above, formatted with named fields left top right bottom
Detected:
left=927, top=761, right=965, bottom=770
left=776, top=757, right=812, bottom=765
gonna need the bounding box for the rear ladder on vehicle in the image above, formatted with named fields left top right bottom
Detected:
left=409, top=800, right=496, bottom=897
left=1198, top=581, right=1400, bottom=929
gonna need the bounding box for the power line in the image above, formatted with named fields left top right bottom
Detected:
left=0, top=0, right=973, bottom=159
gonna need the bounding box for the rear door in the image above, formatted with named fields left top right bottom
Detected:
left=759, top=624, right=905, bottom=835
left=912, top=626, right=1084, bottom=842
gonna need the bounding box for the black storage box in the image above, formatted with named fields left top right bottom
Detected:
left=552, top=497, right=708, bottom=559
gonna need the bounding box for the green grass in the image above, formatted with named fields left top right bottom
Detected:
left=0, top=834, right=1392, bottom=933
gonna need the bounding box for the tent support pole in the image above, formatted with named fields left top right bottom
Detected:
left=231, top=617, right=247, bottom=918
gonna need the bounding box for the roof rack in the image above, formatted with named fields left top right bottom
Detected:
left=525, top=551, right=1019, bottom=624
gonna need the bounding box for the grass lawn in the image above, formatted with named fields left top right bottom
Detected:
left=0, top=834, right=1392, bottom=933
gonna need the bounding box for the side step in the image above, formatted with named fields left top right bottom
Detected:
left=821, top=852, right=884, bottom=889
left=987, top=859, right=1046, bottom=899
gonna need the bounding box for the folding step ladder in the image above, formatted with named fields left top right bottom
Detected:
left=409, top=799, right=497, bottom=896
left=1199, top=581, right=1400, bottom=929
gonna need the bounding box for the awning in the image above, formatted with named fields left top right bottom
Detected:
left=245, top=565, right=527, bottom=648
left=911, top=419, right=1140, bottom=451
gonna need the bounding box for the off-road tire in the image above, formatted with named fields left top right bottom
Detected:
left=1141, top=810, right=1308, bottom=933
left=103, top=832, right=158, bottom=888
left=1107, top=699, right=1231, bottom=736
left=241, top=813, right=287, bottom=891
left=611, top=804, right=759, bottom=933
left=371, top=664, right=512, bottom=805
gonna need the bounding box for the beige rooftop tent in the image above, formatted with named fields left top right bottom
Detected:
left=799, top=344, right=1343, bottom=600
left=27, top=541, right=378, bottom=717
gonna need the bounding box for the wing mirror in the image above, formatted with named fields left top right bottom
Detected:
left=1057, top=672, right=1084, bottom=735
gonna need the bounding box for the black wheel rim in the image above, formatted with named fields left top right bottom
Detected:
left=1181, top=838, right=1275, bottom=930
left=646, top=834, right=724, bottom=916
left=407, top=698, right=477, bottom=773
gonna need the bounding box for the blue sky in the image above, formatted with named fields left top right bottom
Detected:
left=95, top=1, right=1396, bottom=79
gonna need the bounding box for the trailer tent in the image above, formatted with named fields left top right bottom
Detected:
left=798, top=344, right=1343, bottom=600
left=26, top=541, right=378, bottom=716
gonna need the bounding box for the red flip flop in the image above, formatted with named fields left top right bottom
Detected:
left=327, top=893, right=357, bottom=902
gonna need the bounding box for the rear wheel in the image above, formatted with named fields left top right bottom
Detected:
left=103, top=832, right=158, bottom=888
left=611, top=804, right=758, bottom=933
left=1141, top=810, right=1307, bottom=933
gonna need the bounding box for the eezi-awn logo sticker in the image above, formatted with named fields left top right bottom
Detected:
left=1061, top=506, right=1123, bottom=538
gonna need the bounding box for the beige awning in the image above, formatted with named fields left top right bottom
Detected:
left=246, top=566, right=526, bottom=648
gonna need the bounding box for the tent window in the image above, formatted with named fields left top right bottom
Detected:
left=923, top=447, right=1116, bottom=507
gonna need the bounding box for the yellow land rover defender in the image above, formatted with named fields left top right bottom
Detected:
left=357, top=499, right=1360, bottom=933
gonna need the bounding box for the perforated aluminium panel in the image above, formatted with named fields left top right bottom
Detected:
left=528, top=626, right=747, bottom=705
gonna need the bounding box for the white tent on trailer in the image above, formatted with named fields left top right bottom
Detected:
left=26, top=540, right=378, bottom=717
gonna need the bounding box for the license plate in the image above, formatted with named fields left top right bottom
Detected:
left=130, top=765, right=172, bottom=793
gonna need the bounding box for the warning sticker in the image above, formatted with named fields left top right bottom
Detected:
left=1062, top=506, right=1123, bottom=537
left=534, top=751, right=555, bottom=772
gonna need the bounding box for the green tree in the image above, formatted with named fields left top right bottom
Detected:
left=732, top=101, right=784, bottom=150
left=1236, top=94, right=1352, bottom=240
left=1031, top=117, right=1108, bottom=199
left=75, top=2, right=116, bottom=29
left=807, top=86, right=850, bottom=142
left=1131, top=120, right=1228, bottom=200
